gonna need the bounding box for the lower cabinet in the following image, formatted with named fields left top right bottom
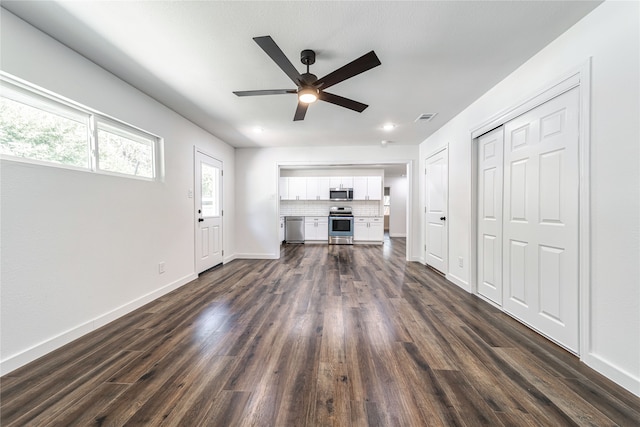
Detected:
left=279, top=216, right=285, bottom=242
left=354, top=217, right=384, bottom=243
left=305, top=217, right=329, bottom=241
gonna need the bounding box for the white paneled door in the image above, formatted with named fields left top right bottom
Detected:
left=195, top=150, right=223, bottom=273
left=477, top=127, right=505, bottom=305
left=477, top=87, right=580, bottom=353
left=425, top=147, right=448, bottom=273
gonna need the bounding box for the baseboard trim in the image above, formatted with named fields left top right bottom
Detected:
left=234, top=253, right=279, bottom=260
left=446, top=273, right=471, bottom=293
left=582, top=352, right=640, bottom=397
left=389, top=233, right=407, bottom=238
left=223, top=253, right=237, bottom=264
left=0, top=273, right=197, bottom=376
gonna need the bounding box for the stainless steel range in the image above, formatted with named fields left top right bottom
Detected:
left=328, top=206, right=354, bottom=245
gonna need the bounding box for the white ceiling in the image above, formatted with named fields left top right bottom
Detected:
left=2, top=1, right=601, bottom=149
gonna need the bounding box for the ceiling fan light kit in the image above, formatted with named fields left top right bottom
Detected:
left=298, top=86, right=318, bottom=104
left=233, top=35, right=381, bottom=121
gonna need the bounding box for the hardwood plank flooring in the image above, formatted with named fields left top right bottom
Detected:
left=2, top=237, right=639, bottom=426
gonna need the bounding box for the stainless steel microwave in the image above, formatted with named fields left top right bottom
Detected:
left=329, top=188, right=353, bottom=201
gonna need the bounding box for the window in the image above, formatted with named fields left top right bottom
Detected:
left=97, top=120, right=154, bottom=178
left=0, top=87, right=90, bottom=169
left=0, top=73, right=161, bottom=180
left=200, top=161, right=220, bottom=217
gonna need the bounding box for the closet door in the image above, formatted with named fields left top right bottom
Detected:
left=477, top=127, right=504, bottom=305
left=502, top=87, right=580, bottom=353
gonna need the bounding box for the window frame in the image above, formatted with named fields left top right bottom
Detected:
left=95, top=117, right=157, bottom=180
left=0, top=72, right=162, bottom=181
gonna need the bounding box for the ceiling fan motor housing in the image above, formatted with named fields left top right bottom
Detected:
left=300, top=73, right=317, bottom=85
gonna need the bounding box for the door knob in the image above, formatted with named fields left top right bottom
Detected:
left=440, top=216, right=446, bottom=221
left=198, top=218, right=204, bottom=222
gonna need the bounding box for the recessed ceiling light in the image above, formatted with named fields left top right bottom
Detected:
left=253, top=126, right=264, bottom=133
left=382, top=123, right=396, bottom=131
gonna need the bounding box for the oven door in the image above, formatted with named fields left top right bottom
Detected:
left=328, top=216, right=354, bottom=244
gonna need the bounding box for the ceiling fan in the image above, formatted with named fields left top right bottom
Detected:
left=233, top=36, right=381, bottom=121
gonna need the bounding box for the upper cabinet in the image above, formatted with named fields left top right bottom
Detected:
left=306, top=177, right=331, bottom=200
left=280, top=177, right=307, bottom=200
left=329, top=176, right=354, bottom=189
left=279, top=177, right=289, bottom=200
left=353, top=176, right=382, bottom=200
left=281, top=175, right=381, bottom=200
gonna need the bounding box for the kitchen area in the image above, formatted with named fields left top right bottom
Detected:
left=279, top=170, right=385, bottom=245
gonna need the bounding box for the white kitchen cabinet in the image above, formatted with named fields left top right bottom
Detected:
left=366, top=176, right=382, bottom=200
left=306, top=177, right=331, bottom=200
left=279, top=177, right=289, bottom=200
left=354, top=219, right=368, bottom=241
left=304, top=217, right=329, bottom=241
left=353, top=176, right=382, bottom=200
left=329, top=176, right=354, bottom=189
left=279, top=216, right=285, bottom=242
left=369, top=218, right=384, bottom=241
left=280, top=177, right=307, bottom=200
left=354, top=217, right=384, bottom=242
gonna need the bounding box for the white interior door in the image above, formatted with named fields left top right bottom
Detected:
left=195, top=150, right=223, bottom=273
left=477, top=127, right=504, bottom=305
left=425, top=147, right=448, bottom=273
left=502, top=87, right=580, bottom=352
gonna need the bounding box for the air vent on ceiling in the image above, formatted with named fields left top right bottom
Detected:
left=415, top=113, right=437, bottom=123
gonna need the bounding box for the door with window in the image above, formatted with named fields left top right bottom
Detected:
left=195, top=150, right=223, bottom=273
left=425, top=147, right=448, bottom=273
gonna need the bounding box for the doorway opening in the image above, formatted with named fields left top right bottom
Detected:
left=383, top=187, right=390, bottom=232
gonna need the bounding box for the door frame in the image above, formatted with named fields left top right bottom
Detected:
left=194, top=146, right=224, bottom=273
left=469, top=59, right=591, bottom=357
left=277, top=160, right=414, bottom=261
left=424, top=145, right=449, bottom=274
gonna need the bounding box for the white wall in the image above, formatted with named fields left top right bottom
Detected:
left=235, top=145, right=419, bottom=259
left=418, top=1, right=639, bottom=395
left=385, top=176, right=408, bottom=237
left=0, top=10, right=235, bottom=374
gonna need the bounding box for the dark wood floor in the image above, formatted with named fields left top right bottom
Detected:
left=2, top=237, right=639, bottom=426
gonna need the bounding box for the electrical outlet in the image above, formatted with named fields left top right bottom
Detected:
left=458, top=257, right=464, bottom=268
left=159, top=262, right=165, bottom=274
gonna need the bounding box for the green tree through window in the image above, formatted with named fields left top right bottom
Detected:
left=0, top=97, right=88, bottom=168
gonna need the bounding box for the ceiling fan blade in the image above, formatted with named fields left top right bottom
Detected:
left=315, top=51, right=381, bottom=90
left=253, top=36, right=303, bottom=86
left=319, top=91, right=368, bottom=112
left=293, top=102, right=308, bottom=121
left=233, top=89, right=296, bottom=97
